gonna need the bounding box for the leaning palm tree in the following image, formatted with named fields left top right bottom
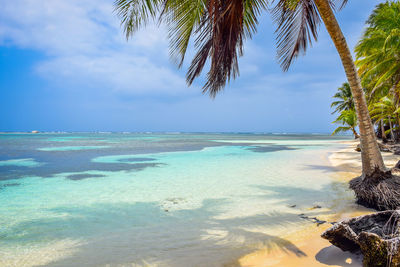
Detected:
left=332, top=109, right=359, bottom=139
left=115, top=0, right=398, bottom=210
left=331, top=82, right=354, bottom=114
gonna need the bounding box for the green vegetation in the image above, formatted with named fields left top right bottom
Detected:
left=370, top=96, right=400, bottom=142
left=332, top=1, right=400, bottom=143
left=331, top=83, right=359, bottom=138
left=331, top=83, right=354, bottom=115
left=332, top=109, right=359, bottom=139
left=356, top=1, right=400, bottom=94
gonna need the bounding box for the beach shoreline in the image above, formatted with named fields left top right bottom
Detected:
left=237, top=139, right=399, bottom=267
left=2, top=135, right=398, bottom=267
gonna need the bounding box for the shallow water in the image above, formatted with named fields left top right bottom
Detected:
left=0, top=133, right=352, bottom=266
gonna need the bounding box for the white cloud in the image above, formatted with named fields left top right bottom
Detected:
left=0, top=0, right=190, bottom=95
left=35, top=53, right=189, bottom=95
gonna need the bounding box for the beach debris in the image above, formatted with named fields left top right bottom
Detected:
left=165, top=197, right=185, bottom=205
left=309, top=205, right=322, bottom=210
left=160, top=197, right=187, bottom=212
left=298, top=214, right=326, bottom=226
left=322, top=210, right=400, bottom=266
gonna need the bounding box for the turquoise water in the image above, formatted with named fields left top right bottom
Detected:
left=0, top=133, right=352, bottom=266
left=38, top=146, right=110, bottom=151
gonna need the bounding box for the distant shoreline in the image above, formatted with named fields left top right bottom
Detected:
left=0, top=131, right=354, bottom=137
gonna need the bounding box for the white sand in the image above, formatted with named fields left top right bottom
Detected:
left=238, top=140, right=400, bottom=267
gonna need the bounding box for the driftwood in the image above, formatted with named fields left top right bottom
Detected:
left=322, top=210, right=400, bottom=267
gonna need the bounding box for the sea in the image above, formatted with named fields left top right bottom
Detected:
left=0, top=133, right=355, bottom=266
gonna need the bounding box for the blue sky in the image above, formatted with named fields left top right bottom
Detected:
left=0, top=0, right=382, bottom=132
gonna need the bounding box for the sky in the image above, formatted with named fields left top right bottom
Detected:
left=0, top=0, right=383, bottom=133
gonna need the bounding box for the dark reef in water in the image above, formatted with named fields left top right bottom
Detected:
left=67, top=174, right=107, bottom=181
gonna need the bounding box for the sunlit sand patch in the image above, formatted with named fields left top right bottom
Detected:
left=0, top=239, right=82, bottom=267
left=238, top=141, right=391, bottom=267
left=238, top=224, right=363, bottom=267
left=0, top=158, right=42, bottom=167
left=329, top=139, right=399, bottom=175
left=38, top=146, right=110, bottom=151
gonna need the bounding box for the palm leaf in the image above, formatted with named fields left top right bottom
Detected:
left=332, top=126, right=351, bottom=136
left=272, top=0, right=320, bottom=71
left=114, top=0, right=162, bottom=39
left=186, top=0, right=267, bottom=97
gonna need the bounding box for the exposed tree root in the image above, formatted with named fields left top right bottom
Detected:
left=350, top=168, right=400, bottom=211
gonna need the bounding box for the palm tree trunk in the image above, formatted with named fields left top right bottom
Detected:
left=397, top=117, right=400, bottom=143
left=388, top=116, right=395, bottom=142
left=314, top=0, right=386, bottom=177
left=390, top=76, right=400, bottom=106
left=380, top=119, right=387, bottom=143
left=351, top=127, right=360, bottom=139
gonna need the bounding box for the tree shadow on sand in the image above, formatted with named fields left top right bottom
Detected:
left=250, top=184, right=338, bottom=210
left=3, top=198, right=308, bottom=267
left=303, top=163, right=361, bottom=174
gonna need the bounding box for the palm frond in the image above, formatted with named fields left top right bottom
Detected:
left=330, top=0, right=348, bottom=11
left=114, top=0, right=163, bottom=39
left=332, top=126, right=351, bottom=136
left=186, top=0, right=267, bottom=97
left=272, top=0, right=320, bottom=71
left=162, top=0, right=206, bottom=66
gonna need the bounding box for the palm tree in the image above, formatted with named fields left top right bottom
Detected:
left=332, top=109, right=359, bottom=139
left=370, top=96, right=400, bottom=142
left=311, top=1, right=386, bottom=179
left=331, top=82, right=354, bottom=114
left=115, top=0, right=398, bottom=210
left=355, top=1, right=400, bottom=147
left=355, top=2, right=400, bottom=99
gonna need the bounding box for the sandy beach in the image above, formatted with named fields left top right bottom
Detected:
left=238, top=140, right=400, bottom=267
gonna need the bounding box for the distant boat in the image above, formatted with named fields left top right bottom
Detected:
left=31, top=130, right=39, bottom=134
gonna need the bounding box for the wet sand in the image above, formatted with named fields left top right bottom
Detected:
left=238, top=140, right=399, bottom=267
